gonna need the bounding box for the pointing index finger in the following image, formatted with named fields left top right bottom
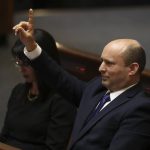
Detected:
left=28, top=8, right=33, bottom=26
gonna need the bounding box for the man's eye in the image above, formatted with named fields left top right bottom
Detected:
left=106, top=61, right=114, bottom=65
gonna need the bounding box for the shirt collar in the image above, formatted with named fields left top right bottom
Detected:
left=109, top=83, right=137, bottom=101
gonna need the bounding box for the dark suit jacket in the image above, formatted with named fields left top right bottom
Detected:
left=31, top=51, right=150, bottom=150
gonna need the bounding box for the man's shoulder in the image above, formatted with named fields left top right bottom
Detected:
left=88, top=76, right=101, bottom=85
left=83, top=76, right=106, bottom=95
left=128, top=90, right=150, bottom=108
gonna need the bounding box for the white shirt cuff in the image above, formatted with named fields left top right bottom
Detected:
left=24, top=44, right=42, bottom=60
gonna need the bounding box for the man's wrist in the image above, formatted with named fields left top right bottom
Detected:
left=24, top=43, right=42, bottom=60
left=26, top=41, right=37, bottom=52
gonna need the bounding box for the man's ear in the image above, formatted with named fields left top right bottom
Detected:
left=128, top=63, right=139, bottom=76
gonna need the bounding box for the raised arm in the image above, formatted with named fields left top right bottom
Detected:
left=13, top=9, right=87, bottom=107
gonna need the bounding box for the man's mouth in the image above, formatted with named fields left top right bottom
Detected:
left=101, top=75, right=109, bottom=81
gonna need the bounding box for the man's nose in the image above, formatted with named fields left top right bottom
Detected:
left=99, top=62, right=106, bottom=72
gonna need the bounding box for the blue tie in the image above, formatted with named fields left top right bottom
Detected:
left=85, top=92, right=110, bottom=124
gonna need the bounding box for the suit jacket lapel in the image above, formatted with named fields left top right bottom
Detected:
left=71, top=83, right=142, bottom=148
left=79, top=90, right=107, bottom=131
left=70, top=90, right=107, bottom=145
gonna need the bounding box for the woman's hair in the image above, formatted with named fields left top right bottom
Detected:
left=11, top=28, right=60, bottom=65
left=11, top=29, right=61, bottom=98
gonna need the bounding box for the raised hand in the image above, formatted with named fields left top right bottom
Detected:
left=13, top=9, right=37, bottom=51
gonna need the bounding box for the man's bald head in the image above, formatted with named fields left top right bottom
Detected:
left=104, top=39, right=146, bottom=73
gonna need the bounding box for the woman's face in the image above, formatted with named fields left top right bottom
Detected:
left=15, top=59, right=36, bottom=83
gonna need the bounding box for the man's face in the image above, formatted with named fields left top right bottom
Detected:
left=99, top=43, right=131, bottom=91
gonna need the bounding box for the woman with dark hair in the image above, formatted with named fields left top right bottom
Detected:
left=0, top=29, right=76, bottom=150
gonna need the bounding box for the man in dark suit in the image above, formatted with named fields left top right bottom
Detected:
left=13, top=9, right=150, bottom=150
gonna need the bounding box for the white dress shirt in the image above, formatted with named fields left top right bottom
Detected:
left=101, top=84, right=136, bottom=110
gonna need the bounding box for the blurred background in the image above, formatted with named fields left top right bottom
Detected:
left=0, top=0, right=150, bottom=130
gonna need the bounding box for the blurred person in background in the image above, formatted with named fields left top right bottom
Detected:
left=0, top=28, right=76, bottom=150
